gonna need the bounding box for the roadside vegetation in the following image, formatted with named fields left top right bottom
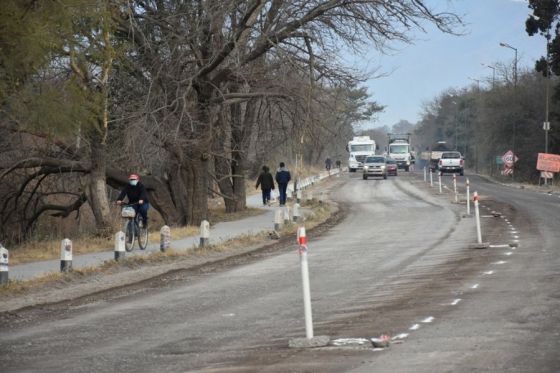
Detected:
left=0, top=1, right=461, bottom=247
left=0, top=198, right=334, bottom=298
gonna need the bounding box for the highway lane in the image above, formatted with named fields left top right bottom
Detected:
left=0, top=172, right=503, bottom=372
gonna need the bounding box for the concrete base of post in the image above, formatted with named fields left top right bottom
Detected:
left=199, top=237, right=209, bottom=247
left=60, top=260, right=72, bottom=272
left=0, top=271, right=8, bottom=285
left=468, top=242, right=490, bottom=249
left=274, top=223, right=281, bottom=231
left=509, top=241, right=519, bottom=248
left=288, top=335, right=330, bottom=348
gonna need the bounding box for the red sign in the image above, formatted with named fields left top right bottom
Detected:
left=536, top=153, right=560, bottom=173
left=502, top=150, right=519, bottom=167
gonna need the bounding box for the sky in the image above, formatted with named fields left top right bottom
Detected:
left=347, top=0, right=547, bottom=129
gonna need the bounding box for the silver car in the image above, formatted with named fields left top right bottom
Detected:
left=362, top=156, right=387, bottom=180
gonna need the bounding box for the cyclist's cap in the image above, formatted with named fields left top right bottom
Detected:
left=128, top=174, right=140, bottom=180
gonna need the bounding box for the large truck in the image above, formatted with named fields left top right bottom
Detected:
left=428, top=141, right=450, bottom=172
left=387, top=133, right=414, bottom=171
left=347, top=136, right=376, bottom=172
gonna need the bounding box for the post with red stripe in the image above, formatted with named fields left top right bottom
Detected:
left=453, top=174, right=458, bottom=203
left=297, top=226, right=314, bottom=339
left=468, top=191, right=488, bottom=249
left=474, top=191, right=482, bottom=244
left=438, top=172, right=442, bottom=194
left=466, top=178, right=471, bottom=216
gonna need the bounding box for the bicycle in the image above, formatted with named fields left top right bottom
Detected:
left=120, top=203, right=149, bottom=252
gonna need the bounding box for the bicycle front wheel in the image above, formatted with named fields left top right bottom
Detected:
left=124, top=220, right=135, bottom=252
left=138, top=224, right=149, bottom=250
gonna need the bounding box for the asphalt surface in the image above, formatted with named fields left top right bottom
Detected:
left=1, top=170, right=559, bottom=372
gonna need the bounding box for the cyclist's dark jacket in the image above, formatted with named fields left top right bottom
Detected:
left=118, top=182, right=149, bottom=203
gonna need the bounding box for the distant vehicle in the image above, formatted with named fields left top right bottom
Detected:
left=438, top=151, right=464, bottom=175
left=362, top=156, right=387, bottom=180
left=386, top=158, right=398, bottom=176
left=347, top=136, right=376, bottom=172
left=429, top=141, right=450, bottom=172
left=387, top=133, right=414, bottom=171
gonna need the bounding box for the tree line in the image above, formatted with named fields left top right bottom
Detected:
left=0, top=0, right=459, bottom=243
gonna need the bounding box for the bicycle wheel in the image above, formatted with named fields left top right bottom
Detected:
left=138, top=222, right=149, bottom=250
left=124, top=220, right=135, bottom=252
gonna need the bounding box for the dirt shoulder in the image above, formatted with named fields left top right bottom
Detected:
left=0, top=178, right=348, bottom=315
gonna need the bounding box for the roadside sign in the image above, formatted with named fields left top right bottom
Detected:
left=502, top=150, right=518, bottom=167
left=495, top=156, right=503, bottom=165
left=536, top=153, right=560, bottom=172
left=502, top=167, right=513, bottom=176
left=543, top=121, right=551, bottom=131
left=541, top=171, right=554, bottom=179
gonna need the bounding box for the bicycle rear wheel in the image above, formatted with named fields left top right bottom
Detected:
left=124, top=220, right=135, bottom=252
left=138, top=222, right=148, bottom=250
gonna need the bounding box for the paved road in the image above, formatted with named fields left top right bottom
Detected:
left=2, top=171, right=559, bottom=372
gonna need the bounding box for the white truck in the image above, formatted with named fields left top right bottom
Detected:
left=347, top=136, right=376, bottom=172
left=387, top=133, right=414, bottom=172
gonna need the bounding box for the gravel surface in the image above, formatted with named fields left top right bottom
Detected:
left=3, top=171, right=557, bottom=372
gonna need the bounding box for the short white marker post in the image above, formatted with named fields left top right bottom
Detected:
left=0, top=244, right=8, bottom=285
left=429, top=168, right=433, bottom=187
left=283, top=206, right=291, bottom=225
left=423, top=166, right=427, bottom=182
left=199, top=220, right=210, bottom=247
left=274, top=208, right=283, bottom=231
left=466, top=178, right=471, bottom=215
left=438, top=172, right=442, bottom=194
left=60, top=238, right=73, bottom=272
left=160, top=225, right=171, bottom=252
left=306, top=191, right=313, bottom=202
left=114, top=231, right=126, bottom=260
left=296, top=189, right=302, bottom=203
left=298, top=227, right=313, bottom=339
left=293, top=203, right=301, bottom=222
left=453, top=174, right=458, bottom=203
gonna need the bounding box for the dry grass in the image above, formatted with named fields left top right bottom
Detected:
left=8, top=206, right=266, bottom=265
left=0, top=201, right=335, bottom=296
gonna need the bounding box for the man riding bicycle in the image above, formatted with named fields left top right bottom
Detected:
left=116, top=174, right=149, bottom=227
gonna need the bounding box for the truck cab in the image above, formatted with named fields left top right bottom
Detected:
left=387, top=133, right=413, bottom=172
left=347, top=136, right=376, bottom=172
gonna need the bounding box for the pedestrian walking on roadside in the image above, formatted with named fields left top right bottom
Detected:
left=275, top=162, right=291, bottom=206
left=325, top=157, right=332, bottom=171
left=255, top=165, right=275, bottom=206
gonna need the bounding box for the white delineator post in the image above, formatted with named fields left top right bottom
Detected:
left=60, top=238, right=73, bottom=272
left=423, top=166, right=427, bottom=182
left=0, top=244, right=8, bottom=285
left=293, top=203, right=301, bottom=222
left=114, top=231, right=126, bottom=260
left=296, top=189, right=302, bottom=203
left=160, top=225, right=171, bottom=252
left=199, top=220, right=210, bottom=247
left=284, top=206, right=291, bottom=225
left=438, top=172, right=442, bottom=194
left=453, top=173, right=458, bottom=203
left=297, top=226, right=314, bottom=339
left=466, top=178, right=471, bottom=215
left=274, top=208, right=283, bottom=231
left=474, top=191, right=482, bottom=244
left=430, top=168, right=434, bottom=187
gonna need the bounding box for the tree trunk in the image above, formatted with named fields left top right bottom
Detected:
left=88, top=141, right=112, bottom=234
left=185, top=155, right=209, bottom=225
